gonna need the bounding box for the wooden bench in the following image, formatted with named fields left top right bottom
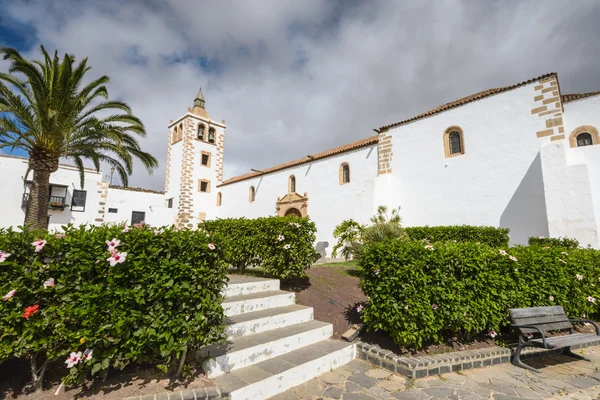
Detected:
left=509, top=306, right=600, bottom=371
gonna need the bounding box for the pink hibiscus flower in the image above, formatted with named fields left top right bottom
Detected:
left=106, top=238, right=120, bottom=252
left=107, top=252, right=127, bottom=266
left=432, top=304, right=439, bottom=310
left=278, top=235, right=285, bottom=241
left=3, top=289, right=16, bottom=301
left=0, top=251, right=11, bottom=262
left=31, top=239, right=47, bottom=252
left=283, top=244, right=291, bottom=249
left=43, top=278, right=55, bottom=289
left=65, top=352, right=82, bottom=368
left=489, top=330, right=497, bottom=338
left=208, top=243, right=216, bottom=250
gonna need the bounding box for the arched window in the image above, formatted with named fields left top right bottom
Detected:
left=216, top=192, right=222, bottom=207
left=208, top=128, right=215, bottom=144
left=577, top=133, right=593, bottom=147
left=178, top=123, right=183, bottom=142
left=289, top=175, right=296, bottom=192
left=197, top=124, right=205, bottom=141
left=339, top=163, right=350, bottom=184
left=443, top=126, right=465, bottom=158
left=569, top=126, right=600, bottom=148
left=172, top=126, right=178, bottom=144
left=249, top=186, right=255, bottom=203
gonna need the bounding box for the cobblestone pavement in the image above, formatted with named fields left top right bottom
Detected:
left=270, top=347, right=600, bottom=400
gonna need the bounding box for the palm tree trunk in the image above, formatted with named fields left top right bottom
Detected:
left=25, top=157, right=58, bottom=230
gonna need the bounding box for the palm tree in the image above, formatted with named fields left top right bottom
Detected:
left=0, top=46, right=158, bottom=229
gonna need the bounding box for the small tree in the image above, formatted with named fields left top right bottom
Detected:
left=332, top=206, right=406, bottom=260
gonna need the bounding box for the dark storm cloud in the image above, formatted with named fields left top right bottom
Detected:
left=1, top=0, right=599, bottom=189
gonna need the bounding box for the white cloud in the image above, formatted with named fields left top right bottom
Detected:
left=2, top=0, right=600, bottom=190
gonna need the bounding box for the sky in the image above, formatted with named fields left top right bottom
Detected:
left=1, top=0, right=599, bottom=190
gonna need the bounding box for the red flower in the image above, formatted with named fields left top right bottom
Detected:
left=23, top=304, right=39, bottom=319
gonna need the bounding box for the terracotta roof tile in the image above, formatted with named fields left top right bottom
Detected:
left=562, top=92, right=600, bottom=104
left=376, top=72, right=558, bottom=132
left=218, top=135, right=379, bottom=187
left=109, top=185, right=165, bottom=195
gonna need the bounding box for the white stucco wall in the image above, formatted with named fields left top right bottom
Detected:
left=217, top=146, right=378, bottom=256
left=0, top=155, right=104, bottom=231
left=388, top=82, right=550, bottom=245
left=104, top=188, right=174, bottom=226
left=191, top=124, right=222, bottom=222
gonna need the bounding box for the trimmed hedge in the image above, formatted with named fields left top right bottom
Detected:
left=201, top=216, right=317, bottom=279
left=528, top=236, right=580, bottom=249
left=404, top=225, right=510, bottom=247
left=359, top=240, right=600, bottom=348
left=0, top=224, right=228, bottom=387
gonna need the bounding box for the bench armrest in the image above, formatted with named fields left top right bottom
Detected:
left=569, top=319, right=600, bottom=335
left=511, top=324, right=548, bottom=348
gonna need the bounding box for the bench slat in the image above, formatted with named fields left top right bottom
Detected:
left=530, top=334, right=600, bottom=349
left=512, top=315, right=573, bottom=332
left=509, top=306, right=565, bottom=319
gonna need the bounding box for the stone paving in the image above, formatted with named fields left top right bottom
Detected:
left=269, top=347, right=600, bottom=400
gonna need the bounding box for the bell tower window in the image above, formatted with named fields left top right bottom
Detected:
left=198, top=124, right=205, bottom=141
left=208, top=128, right=215, bottom=144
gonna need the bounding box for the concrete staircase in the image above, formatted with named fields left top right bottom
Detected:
left=199, top=275, right=356, bottom=400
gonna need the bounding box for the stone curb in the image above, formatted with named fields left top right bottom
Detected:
left=121, top=385, right=224, bottom=400
left=356, top=339, right=600, bottom=379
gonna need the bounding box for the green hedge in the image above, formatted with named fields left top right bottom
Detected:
left=404, top=225, right=510, bottom=247
left=528, top=236, right=580, bottom=249
left=0, top=224, right=228, bottom=387
left=201, top=216, right=317, bottom=279
left=359, top=240, right=600, bottom=348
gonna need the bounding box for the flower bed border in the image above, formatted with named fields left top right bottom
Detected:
left=356, top=340, right=600, bottom=379
left=121, top=385, right=223, bottom=400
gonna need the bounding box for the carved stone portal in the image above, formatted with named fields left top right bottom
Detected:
left=276, top=192, right=308, bottom=217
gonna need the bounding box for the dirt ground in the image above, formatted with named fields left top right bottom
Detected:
left=0, top=358, right=214, bottom=400
left=282, top=261, right=367, bottom=339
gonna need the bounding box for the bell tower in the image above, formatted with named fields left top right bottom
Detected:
left=164, top=88, right=226, bottom=228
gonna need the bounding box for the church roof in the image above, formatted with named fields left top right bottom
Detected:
left=561, top=91, right=600, bottom=104
left=218, top=135, right=378, bottom=187
left=376, top=72, right=558, bottom=133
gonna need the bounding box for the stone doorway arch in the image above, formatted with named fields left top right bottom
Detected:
left=285, top=207, right=302, bottom=217
left=276, top=192, right=308, bottom=217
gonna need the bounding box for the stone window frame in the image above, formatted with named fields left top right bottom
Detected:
left=443, top=126, right=465, bottom=158
left=569, top=125, right=600, bottom=148
left=289, top=175, right=296, bottom=193
left=171, top=126, right=179, bottom=144
left=175, top=123, right=183, bottom=143
left=339, top=163, right=350, bottom=185
left=249, top=186, right=256, bottom=203
left=201, top=151, right=211, bottom=167
left=198, top=179, right=211, bottom=193
left=216, top=192, right=222, bottom=207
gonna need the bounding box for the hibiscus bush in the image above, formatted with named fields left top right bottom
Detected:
left=404, top=225, right=510, bottom=247
left=528, top=236, right=580, bottom=249
left=201, top=216, right=317, bottom=279
left=359, top=239, right=600, bottom=349
left=0, top=223, right=228, bottom=390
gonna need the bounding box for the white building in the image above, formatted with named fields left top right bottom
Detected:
left=2, top=74, right=600, bottom=255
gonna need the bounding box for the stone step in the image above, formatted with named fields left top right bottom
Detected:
left=225, top=304, right=314, bottom=339
left=224, top=275, right=280, bottom=298
left=200, top=320, right=333, bottom=377
left=223, top=290, right=295, bottom=317
left=216, top=340, right=356, bottom=400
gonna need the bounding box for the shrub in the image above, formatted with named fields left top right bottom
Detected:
left=0, top=224, right=228, bottom=389
left=359, top=240, right=600, bottom=349
left=201, top=216, right=317, bottom=279
left=404, top=225, right=510, bottom=247
left=528, top=236, right=580, bottom=249
left=332, top=206, right=407, bottom=260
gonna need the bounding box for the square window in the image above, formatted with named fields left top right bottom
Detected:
left=131, top=211, right=145, bottom=225
left=108, top=208, right=118, bottom=213
left=201, top=153, right=210, bottom=166
left=199, top=180, right=210, bottom=193
left=71, top=190, right=87, bottom=212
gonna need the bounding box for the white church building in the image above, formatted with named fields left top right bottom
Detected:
left=1, top=72, right=600, bottom=255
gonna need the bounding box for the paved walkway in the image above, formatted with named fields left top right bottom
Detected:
left=270, top=347, right=600, bottom=400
